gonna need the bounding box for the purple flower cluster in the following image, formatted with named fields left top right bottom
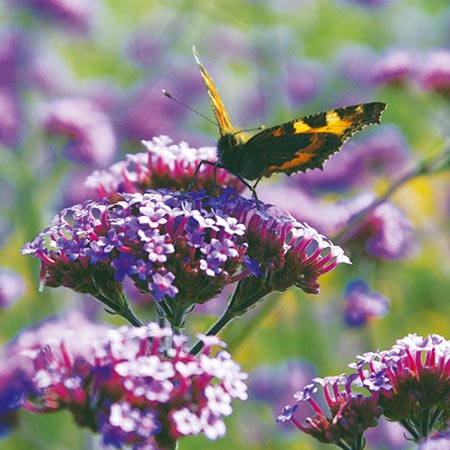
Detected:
left=0, top=313, right=248, bottom=448
left=9, top=0, right=94, bottom=31
left=279, top=333, right=450, bottom=446
left=277, top=374, right=381, bottom=447
left=231, top=203, right=351, bottom=300
left=85, top=135, right=245, bottom=200
left=352, top=333, right=450, bottom=441
left=340, top=45, right=450, bottom=100
left=21, top=190, right=248, bottom=313
left=342, top=279, right=389, bottom=327
left=0, top=267, right=26, bottom=308
left=41, top=97, right=117, bottom=167
left=342, top=199, right=416, bottom=260
left=22, top=187, right=350, bottom=322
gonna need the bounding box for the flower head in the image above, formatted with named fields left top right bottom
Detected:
left=85, top=135, right=245, bottom=200
left=22, top=187, right=350, bottom=323
left=352, top=334, right=450, bottom=441
left=3, top=314, right=248, bottom=448
left=278, top=374, right=381, bottom=447
left=372, top=48, right=416, bottom=86
left=21, top=190, right=248, bottom=316
left=191, top=189, right=350, bottom=317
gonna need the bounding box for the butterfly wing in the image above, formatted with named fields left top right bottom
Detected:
left=193, top=46, right=235, bottom=136
left=235, top=102, right=387, bottom=180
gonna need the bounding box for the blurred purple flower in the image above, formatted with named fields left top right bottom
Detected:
left=342, top=279, right=389, bottom=327
left=0, top=268, right=26, bottom=309
left=41, top=97, right=117, bottom=166
left=285, top=60, right=326, bottom=106
left=415, top=49, right=450, bottom=99
left=343, top=200, right=416, bottom=260
left=3, top=315, right=248, bottom=447
left=372, top=48, right=416, bottom=86
left=10, top=0, right=95, bottom=32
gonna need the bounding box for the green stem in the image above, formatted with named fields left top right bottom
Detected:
left=189, top=306, right=238, bottom=355
left=116, top=300, right=144, bottom=327
left=96, top=292, right=143, bottom=327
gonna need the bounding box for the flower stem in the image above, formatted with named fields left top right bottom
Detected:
left=96, top=292, right=143, bottom=327
left=189, top=307, right=238, bottom=355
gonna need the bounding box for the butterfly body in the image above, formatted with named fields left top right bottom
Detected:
left=193, top=46, right=387, bottom=192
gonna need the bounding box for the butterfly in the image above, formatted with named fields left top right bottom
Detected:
left=192, top=46, right=386, bottom=202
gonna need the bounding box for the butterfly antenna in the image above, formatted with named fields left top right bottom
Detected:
left=162, top=89, right=218, bottom=128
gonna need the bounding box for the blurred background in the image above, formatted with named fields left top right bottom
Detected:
left=0, top=0, right=449, bottom=449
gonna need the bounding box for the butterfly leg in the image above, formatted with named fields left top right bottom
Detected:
left=187, top=159, right=217, bottom=191
left=250, top=178, right=262, bottom=209
left=231, top=174, right=261, bottom=210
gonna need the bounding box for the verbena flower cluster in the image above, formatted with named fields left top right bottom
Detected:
left=21, top=186, right=350, bottom=324
left=278, top=333, right=450, bottom=448
left=1, top=314, right=248, bottom=449
left=85, top=135, right=245, bottom=199
left=352, top=333, right=450, bottom=441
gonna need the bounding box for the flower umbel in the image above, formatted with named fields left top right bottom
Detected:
left=21, top=189, right=250, bottom=327
left=278, top=375, right=381, bottom=450
left=22, top=187, right=350, bottom=330
left=224, top=196, right=351, bottom=316
left=352, top=333, right=450, bottom=442
left=2, top=315, right=248, bottom=449
left=85, top=135, right=245, bottom=200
